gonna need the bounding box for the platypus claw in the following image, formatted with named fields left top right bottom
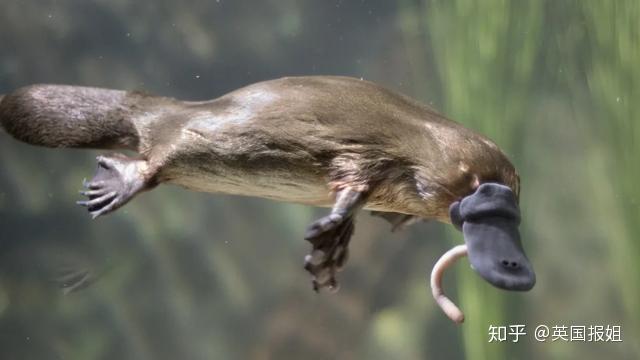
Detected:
left=305, top=213, right=344, bottom=239
left=303, top=214, right=354, bottom=292
left=77, top=155, right=148, bottom=219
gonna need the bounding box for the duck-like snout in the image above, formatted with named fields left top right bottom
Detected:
left=449, top=183, right=535, bottom=291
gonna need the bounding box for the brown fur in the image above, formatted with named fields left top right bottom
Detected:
left=0, top=76, right=519, bottom=222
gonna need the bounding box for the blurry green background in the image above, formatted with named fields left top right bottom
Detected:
left=0, top=0, right=638, bottom=359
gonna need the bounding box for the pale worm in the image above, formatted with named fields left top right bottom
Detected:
left=430, top=244, right=468, bottom=324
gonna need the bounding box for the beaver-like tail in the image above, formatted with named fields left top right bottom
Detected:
left=0, top=85, right=141, bottom=150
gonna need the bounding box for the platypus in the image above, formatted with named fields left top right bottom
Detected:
left=0, top=76, right=535, bottom=323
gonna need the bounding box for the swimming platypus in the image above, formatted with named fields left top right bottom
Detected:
left=0, top=76, right=534, bottom=322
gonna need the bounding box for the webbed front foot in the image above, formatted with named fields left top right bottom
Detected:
left=303, top=187, right=367, bottom=292
left=77, top=154, right=152, bottom=218
left=304, top=213, right=354, bottom=292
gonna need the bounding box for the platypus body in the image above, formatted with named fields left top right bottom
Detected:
left=0, top=76, right=534, bottom=306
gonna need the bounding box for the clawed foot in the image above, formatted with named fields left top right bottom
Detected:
left=77, top=155, right=149, bottom=219
left=303, top=213, right=354, bottom=292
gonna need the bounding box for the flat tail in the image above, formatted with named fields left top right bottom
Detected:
left=0, top=85, right=140, bottom=150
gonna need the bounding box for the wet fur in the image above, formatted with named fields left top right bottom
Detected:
left=0, top=76, right=519, bottom=221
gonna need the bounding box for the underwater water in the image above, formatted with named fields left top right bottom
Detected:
left=0, top=1, right=638, bottom=359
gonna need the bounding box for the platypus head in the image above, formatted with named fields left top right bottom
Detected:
left=449, top=183, right=535, bottom=291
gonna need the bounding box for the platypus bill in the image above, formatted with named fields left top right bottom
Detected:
left=0, top=76, right=535, bottom=323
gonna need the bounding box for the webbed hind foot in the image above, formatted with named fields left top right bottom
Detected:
left=77, top=154, right=154, bottom=218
